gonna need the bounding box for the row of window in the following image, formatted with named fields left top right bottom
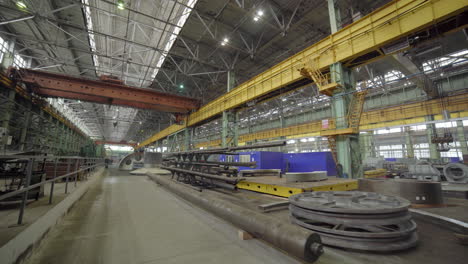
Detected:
left=0, top=36, right=30, bottom=68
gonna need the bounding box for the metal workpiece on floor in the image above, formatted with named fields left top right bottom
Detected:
left=443, top=163, right=468, bottom=183
left=358, top=178, right=444, bottom=205
left=289, top=191, right=411, bottom=214
left=148, top=174, right=324, bottom=263
left=161, top=166, right=242, bottom=184
left=239, top=169, right=282, bottom=177
left=166, top=159, right=256, bottom=168
left=288, top=191, right=418, bottom=252
left=284, top=172, right=327, bottom=183
left=143, top=152, right=162, bottom=168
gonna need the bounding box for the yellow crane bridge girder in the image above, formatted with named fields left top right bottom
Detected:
left=195, top=93, right=468, bottom=148
left=137, top=0, right=468, bottom=149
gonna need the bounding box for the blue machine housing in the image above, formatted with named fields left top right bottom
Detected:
left=231, top=151, right=284, bottom=171
left=283, top=152, right=337, bottom=176
left=220, top=151, right=337, bottom=176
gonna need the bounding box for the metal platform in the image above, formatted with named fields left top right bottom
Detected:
left=236, top=176, right=357, bottom=197
left=442, top=183, right=468, bottom=199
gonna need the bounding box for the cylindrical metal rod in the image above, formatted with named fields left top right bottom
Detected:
left=49, top=158, right=57, bottom=204
left=169, top=140, right=287, bottom=156
left=74, top=159, right=79, bottom=187
left=167, top=160, right=256, bottom=168
left=204, top=179, right=237, bottom=190
left=230, top=140, right=286, bottom=151
left=64, top=159, right=71, bottom=194
left=161, top=166, right=242, bottom=183
left=18, top=158, right=33, bottom=225
left=148, top=174, right=323, bottom=262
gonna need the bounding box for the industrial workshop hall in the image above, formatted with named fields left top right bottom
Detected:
left=0, top=0, right=467, bottom=263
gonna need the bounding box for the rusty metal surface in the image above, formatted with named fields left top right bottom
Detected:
left=13, top=68, right=199, bottom=113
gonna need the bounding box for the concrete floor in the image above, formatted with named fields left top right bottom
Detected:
left=26, top=169, right=299, bottom=264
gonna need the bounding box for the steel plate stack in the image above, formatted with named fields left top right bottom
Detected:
left=289, top=191, right=418, bottom=252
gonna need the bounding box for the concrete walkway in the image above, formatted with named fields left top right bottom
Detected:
left=27, top=170, right=298, bottom=264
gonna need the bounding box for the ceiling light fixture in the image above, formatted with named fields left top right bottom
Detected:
left=117, top=0, right=125, bottom=10
left=221, top=37, right=229, bottom=46
left=253, top=9, right=264, bottom=22
left=179, top=84, right=184, bottom=89
left=15, top=1, right=27, bottom=9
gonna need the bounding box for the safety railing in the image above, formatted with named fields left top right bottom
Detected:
left=0, top=156, right=105, bottom=225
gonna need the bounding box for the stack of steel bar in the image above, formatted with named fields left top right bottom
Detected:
left=289, top=191, right=418, bottom=252
left=162, top=141, right=286, bottom=190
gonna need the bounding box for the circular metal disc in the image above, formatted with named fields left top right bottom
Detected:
left=289, top=191, right=411, bottom=214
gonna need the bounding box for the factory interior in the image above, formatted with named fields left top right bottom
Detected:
left=0, top=0, right=468, bottom=263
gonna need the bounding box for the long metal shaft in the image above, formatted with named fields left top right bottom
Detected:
left=168, top=140, right=286, bottom=156
left=167, top=160, right=256, bottom=168
left=160, top=166, right=242, bottom=184
left=148, top=174, right=323, bottom=262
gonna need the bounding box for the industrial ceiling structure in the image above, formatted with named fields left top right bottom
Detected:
left=0, top=0, right=428, bottom=144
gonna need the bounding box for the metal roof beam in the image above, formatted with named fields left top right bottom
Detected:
left=13, top=68, right=200, bottom=113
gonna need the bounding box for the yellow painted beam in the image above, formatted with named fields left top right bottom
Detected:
left=138, top=123, right=186, bottom=147
left=236, top=180, right=358, bottom=198
left=194, top=93, right=468, bottom=148
left=138, top=0, right=468, bottom=149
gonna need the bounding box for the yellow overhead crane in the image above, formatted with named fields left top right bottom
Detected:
left=195, top=93, right=468, bottom=148
left=137, top=0, right=468, bottom=149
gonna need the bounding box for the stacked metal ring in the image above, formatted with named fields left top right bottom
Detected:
left=289, top=191, right=419, bottom=252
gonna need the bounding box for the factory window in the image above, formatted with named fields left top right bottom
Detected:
left=414, top=143, right=429, bottom=149
left=376, top=128, right=401, bottom=134
left=0, top=36, right=7, bottom=62
left=463, top=120, right=468, bottom=126
left=107, top=145, right=134, bottom=151
left=440, top=149, right=463, bottom=159
left=435, top=122, right=456, bottom=128
left=13, top=54, right=27, bottom=68
left=414, top=149, right=430, bottom=158
left=410, top=125, right=427, bottom=131
left=422, top=49, right=468, bottom=73
left=239, top=155, right=251, bottom=162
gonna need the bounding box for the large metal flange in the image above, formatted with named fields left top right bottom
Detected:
left=289, top=191, right=411, bottom=214
left=289, top=204, right=413, bottom=227
left=290, top=210, right=417, bottom=239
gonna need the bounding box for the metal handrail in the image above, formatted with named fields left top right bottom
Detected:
left=0, top=156, right=105, bottom=225
left=0, top=162, right=103, bottom=201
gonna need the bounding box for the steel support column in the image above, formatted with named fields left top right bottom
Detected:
left=19, top=103, right=32, bottom=151
left=184, top=127, right=192, bottom=151
left=425, top=116, right=440, bottom=159
left=456, top=120, right=468, bottom=156
left=360, top=131, right=375, bottom=161
left=328, top=0, right=361, bottom=178
left=222, top=71, right=238, bottom=147
left=0, top=89, right=15, bottom=150
left=404, top=127, right=415, bottom=158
